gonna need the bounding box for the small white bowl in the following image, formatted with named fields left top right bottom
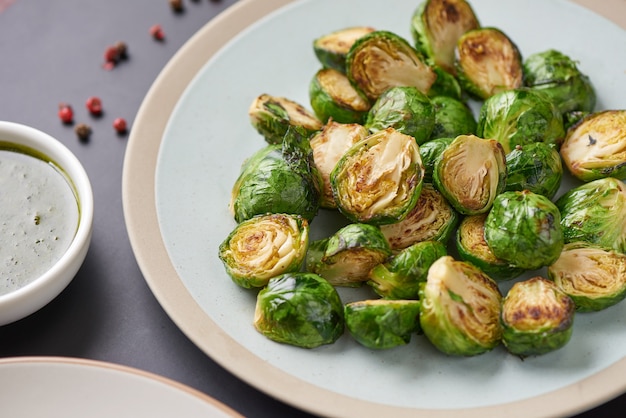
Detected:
left=0, top=121, right=93, bottom=326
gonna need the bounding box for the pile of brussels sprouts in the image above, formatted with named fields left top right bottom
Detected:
left=219, top=0, right=626, bottom=357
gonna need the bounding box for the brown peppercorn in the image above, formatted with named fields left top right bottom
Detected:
left=75, top=123, right=92, bottom=142
left=169, top=0, right=184, bottom=12
left=115, top=41, right=128, bottom=60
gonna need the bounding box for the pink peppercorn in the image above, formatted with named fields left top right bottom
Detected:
left=113, top=117, right=128, bottom=134
left=86, top=96, right=103, bottom=116
left=58, top=103, right=74, bottom=124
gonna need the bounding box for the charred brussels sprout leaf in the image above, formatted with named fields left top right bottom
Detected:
left=548, top=242, right=626, bottom=312
left=254, top=272, right=344, bottom=348
left=555, top=178, right=626, bottom=253
left=523, top=49, right=596, bottom=116
left=309, top=68, right=371, bottom=124
left=249, top=94, right=322, bottom=145
left=230, top=127, right=321, bottom=223
left=456, top=214, right=524, bottom=281
left=505, top=142, right=563, bottom=199
left=419, top=256, right=503, bottom=356
left=331, top=128, right=424, bottom=225
left=433, top=134, right=507, bottom=215
left=419, top=137, right=454, bottom=182
left=484, top=191, right=563, bottom=270
left=346, top=30, right=436, bottom=101
left=368, top=240, right=447, bottom=299
left=365, top=86, right=435, bottom=144
left=306, top=223, right=392, bottom=287
left=410, top=0, right=480, bottom=74
left=310, top=121, right=369, bottom=209
left=381, top=183, right=459, bottom=251
left=501, top=277, right=575, bottom=357
left=560, top=110, right=626, bottom=181
left=476, top=88, right=565, bottom=154
left=455, top=27, right=523, bottom=100
left=429, top=96, right=477, bottom=141
left=219, top=214, right=309, bottom=288
left=345, top=300, right=421, bottom=349
left=313, top=26, right=376, bottom=73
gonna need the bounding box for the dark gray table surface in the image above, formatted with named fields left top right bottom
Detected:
left=0, top=1, right=624, bottom=417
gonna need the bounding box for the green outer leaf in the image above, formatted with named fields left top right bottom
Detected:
left=504, top=142, right=563, bottom=199
left=428, top=67, right=462, bottom=100
left=429, top=96, right=477, bottom=141
left=309, top=68, right=370, bottom=124
left=419, top=137, right=454, bottom=183
left=254, top=272, right=345, bottom=348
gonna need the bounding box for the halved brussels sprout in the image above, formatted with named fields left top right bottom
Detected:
left=501, top=276, right=575, bottom=357
left=455, top=27, right=523, bottom=100
left=345, top=299, right=421, bottom=349
left=523, top=49, right=596, bottom=116
left=367, top=240, right=447, bottom=299
left=505, top=142, right=563, bottom=199
left=249, top=94, right=322, bottom=144
left=306, top=223, right=392, bottom=287
left=419, top=137, right=454, bottom=182
left=230, top=126, right=321, bottom=223
left=346, top=30, right=437, bottom=101
left=560, top=110, right=626, bottom=181
left=433, top=134, right=506, bottom=215
left=254, top=272, right=344, bottom=348
left=476, top=88, right=565, bottom=154
left=310, top=121, right=369, bottom=209
left=313, top=26, right=376, bottom=73
left=309, top=68, right=371, bottom=124
left=219, top=213, right=309, bottom=289
left=365, top=86, right=435, bottom=144
left=380, top=183, right=458, bottom=251
left=429, top=96, right=477, bottom=141
left=331, top=128, right=424, bottom=225
left=456, top=214, right=524, bottom=281
left=548, top=242, right=626, bottom=312
left=428, top=66, right=462, bottom=100
left=410, top=0, right=480, bottom=74
left=484, top=190, right=563, bottom=270
left=555, top=178, right=626, bottom=254
left=419, top=256, right=502, bottom=356
left=563, top=110, right=590, bottom=131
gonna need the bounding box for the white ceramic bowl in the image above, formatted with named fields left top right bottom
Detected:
left=0, top=121, right=93, bottom=326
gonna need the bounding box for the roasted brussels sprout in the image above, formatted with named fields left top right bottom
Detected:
left=501, top=277, right=575, bottom=357
left=230, top=127, right=321, bottom=223
left=367, top=240, right=447, bottom=299
left=306, top=223, right=392, bottom=287
left=309, top=68, right=371, bottom=124
left=560, top=110, right=626, bottom=181
left=331, top=128, right=424, bottom=224
left=410, top=0, right=480, bottom=74
left=364, top=86, right=435, bottom=144
left=428, top=66, right=462, bottom=99
left=346, top=30, right=436, bottom=101
left=345, top=299, right=421, bottom=349
left=429, top=96, right=477, bottom=140
left=433, top=134, right=506, bottom=215
left=380, top=183, right=458, bottom=251
left=523, top=49, right=596, bottom=116
left=548, top=242, right=626, bottom=312
left=419, top=137, right=454, bottom=182
left=249, top=94, right=322, bottom=144
left=456, top=214, right=524, bottom=281
left=505, top=142, right=563, bottom=199
left=419, top=256, right=503, bottom=356
left=219, top=214, right=309, bottom=289
left=455, top=27, right=523, bottom=100
left=555, top=177, right=626, bottom=254
left=313, top=26, right=376, bottom=73
left=476, top=88, right=565, bottom=154
left=254, top=272, right=344, bottom=348
left=309, top=121, right=369, bottom=209
left=484, top=190, right=563, bottom=270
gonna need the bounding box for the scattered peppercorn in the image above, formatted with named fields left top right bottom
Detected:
left=74, top=123, right=92, bottom=141
left=58, top=103, right=74, bottom=124
left=86, top=96, right=103, bottom=116
left=104, top=45, right=119, bottom=64
left=115, top=41, right=128, bottom=60
left=169, top=0, right=184, bottom=13
left=113, top=117, right=128, bottom=134
left=150, top=24, right=165, bottom=41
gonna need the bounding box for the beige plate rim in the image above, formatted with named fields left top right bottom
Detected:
left=121, top=0, right=626, bottom=416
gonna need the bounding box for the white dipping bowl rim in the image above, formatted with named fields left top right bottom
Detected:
left=0, top=121, right=93, bottom=326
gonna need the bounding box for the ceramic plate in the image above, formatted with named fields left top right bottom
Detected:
left=0, top=357, right=242, bottom=417
left=122, top=0, right=626, bottom=416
